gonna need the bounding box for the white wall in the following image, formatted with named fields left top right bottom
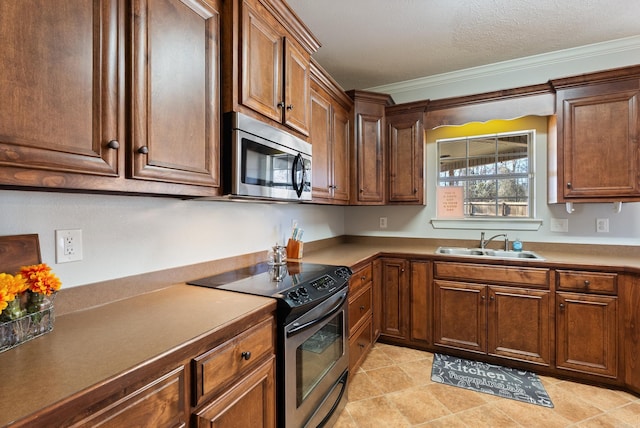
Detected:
left=0, top=190, right=345, bottom=288
left=345, top=116, right=640, bottom=246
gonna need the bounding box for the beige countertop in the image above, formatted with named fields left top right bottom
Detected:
left=302, top=237, right=640, bottom=272
left=0, top=284, right=276, bottom=427
left=2, top=236, right=639, bottom=426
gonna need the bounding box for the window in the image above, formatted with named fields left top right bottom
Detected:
left=438, top=130, right=533, bottom=218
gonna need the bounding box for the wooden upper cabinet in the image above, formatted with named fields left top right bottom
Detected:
left=386, top=106, right=425, bottom=204
left=348, top=90, right=392, bottom=205
left=0, top=0, right=221, bottom=196
left=131, top=0, right=220, bottom=188
left=0, top=0, right=120, bottom=180
left=283, top=39, right=311, bottom=135
left=228, top=0, right=319, bottom=137
left=550, top=66, right=640, bottom=203
left=241, top=2, right=283, bottom=124
left=310, top=61, right=351, bottom=204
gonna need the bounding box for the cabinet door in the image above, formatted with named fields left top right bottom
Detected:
left=0, top=0, right=120, bottom=181
left=240, top=1, right=283, bottom=123
left=332, top=104, right=351, bottom=202
left=387, top=113, right=424, bottom=204
left=410, top=261, right=431, bottom=345
left=487, top=286, right=551, bottom=366
left=355, top=112, right=385, bottom=203
left=556, top=292, right=618, bottom=378
left=372, top=258, right=382, bottom=341
left=560, top=84, right=640, bottom=199
left=195, top=357, right=276, bottom=428
left=310, top=87, right=332, bottom=200
left=433, top=280, right=486, bottom=354
left=131, top=0, right=220, bottom=187
left=283, top=39, right=310, bottom=136
left=379, top=258, right=409, bottom=340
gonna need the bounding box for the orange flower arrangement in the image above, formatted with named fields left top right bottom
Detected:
left=0, top=264, right=60, bottom=321
left=0, top=273, right=28, bottom=313
left=20, top=263, right=62, bottom=296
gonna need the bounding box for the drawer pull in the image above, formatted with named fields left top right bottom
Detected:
left=584, top=280, right=590, bottom=287
left=241, top=351, right=252, bottom=361
left=559, top=303, right=565, bottom=310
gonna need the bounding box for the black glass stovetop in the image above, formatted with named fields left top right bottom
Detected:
left=187, top=261, right=349, bottom=300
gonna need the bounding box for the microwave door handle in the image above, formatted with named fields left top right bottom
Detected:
left=292, top=153, right=303, bottom=197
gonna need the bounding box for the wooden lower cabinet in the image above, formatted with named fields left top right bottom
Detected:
left=348, top=263, right=374, bottom=372
left=70, top=366, right=188, bottom=428
left=433, top=261, right=551, bottom=366
left=556, top=292, right=618, bottom=378
left=379, top=258, right=410, bottom=340
left=433, top=280, right=486, bottom=354
left=194, top=357, right=276, bottom=428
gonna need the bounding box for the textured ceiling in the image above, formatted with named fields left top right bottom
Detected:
left=286, top=0, right=640, bottom=91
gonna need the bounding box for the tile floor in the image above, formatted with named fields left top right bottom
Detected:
left=333, top=343, right=640, bottom=427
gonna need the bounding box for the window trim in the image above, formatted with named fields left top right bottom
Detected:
left=435, top=129, right=537, bottom=221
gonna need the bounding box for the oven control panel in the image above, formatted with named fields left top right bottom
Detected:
left=284, top=268, right=351, bottom=307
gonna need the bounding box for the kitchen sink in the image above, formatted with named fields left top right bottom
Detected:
left=435, top=247, right=545, bottom=260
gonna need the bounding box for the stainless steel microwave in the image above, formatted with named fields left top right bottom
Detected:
left=223, top=112, right=312, bottom=201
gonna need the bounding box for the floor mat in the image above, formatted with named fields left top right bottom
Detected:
left=431, top=353, right=554, bottom=408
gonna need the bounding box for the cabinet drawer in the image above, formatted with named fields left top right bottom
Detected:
left=557, top=270, right=617, bottom=294
left=193, top=317, right=275, bottom=406
left=348, top=285, right=372, bottom=336
left=70, top=366, right=187, bottom=428
left=433, top=261, right=549, bottom=288
left=350, top=263, right=372, bottom=296
left=349, top=317, right=373, bottom=372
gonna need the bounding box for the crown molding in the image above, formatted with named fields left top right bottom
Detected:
left=367, top=35, right=640, bottom=96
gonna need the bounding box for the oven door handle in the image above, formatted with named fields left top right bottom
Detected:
left=286, top=293, right=346, bottom=338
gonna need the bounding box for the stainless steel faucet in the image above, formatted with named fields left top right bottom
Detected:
left=480, top=232, right=509, bottom=250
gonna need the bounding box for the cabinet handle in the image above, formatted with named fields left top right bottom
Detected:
left=358, top=343, right=365, bottom=348
left=413, top=188, right=417, bottom=194
left=584, top=280, right=590, bottom=287
left=481, top=295, right=486, bottom=300
left=559, top=303, right=565, bottom=310
left=241, top=351, right=252, bottom=360
left=567, top=182, right=572, bottom=189
left=277, top=102, right=285, bottom=109
left=286, top=104, right=294, bottom=110
left=401, top=268, right=405, bottom=273
left=359, top=305, right=365, bottom=311
left=489, top=295, right=495, bottom=301
left=106, top=140, right=120, bottom=150
left=137, top=146, right=149, bottom=154
left=361, top=276, right=366, bottom=281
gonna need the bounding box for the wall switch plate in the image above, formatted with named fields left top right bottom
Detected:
left=550, top=218, right=569, bottom=232
left=379, top=217, right=388, bottom=229
left=596, top=218, right=609, bottom=233
left=56, top=229, right=83, bottom=263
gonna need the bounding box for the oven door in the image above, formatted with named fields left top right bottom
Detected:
left=283, top=289, right=349, bottom=428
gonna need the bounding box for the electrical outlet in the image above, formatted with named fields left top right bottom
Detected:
left=56, top=229, right=83, bottom=263
left=550, top=218, right=569, bottom=232
left=596, top=218, right=609, bottom=233
left=379, top=217, right=387, bottom=229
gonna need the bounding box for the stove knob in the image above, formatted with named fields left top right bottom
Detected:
left=288, top=290, right=299, bottom=300
left=299, top=286, right=308, bottom=295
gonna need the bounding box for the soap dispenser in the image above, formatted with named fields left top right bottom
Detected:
left=512, top=238, right=523, bottom=252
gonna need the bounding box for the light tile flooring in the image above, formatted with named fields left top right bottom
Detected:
left=333, top=343, right=640, bottom=427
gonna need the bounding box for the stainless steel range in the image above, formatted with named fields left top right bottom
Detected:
left=188, top=262, right=352, bottom=428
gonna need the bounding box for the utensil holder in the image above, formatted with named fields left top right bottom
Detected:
left=286, top=239, right=303, bottom=259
